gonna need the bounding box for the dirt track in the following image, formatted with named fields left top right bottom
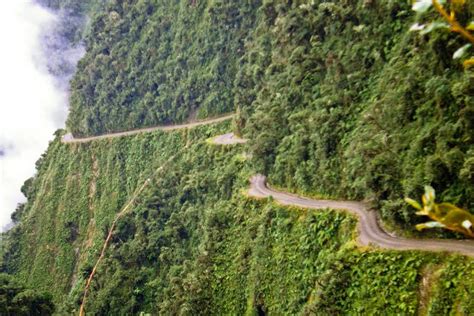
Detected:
left=62, top=114, right=235, bottom=144
left=248, top=174, right=474, bottom=257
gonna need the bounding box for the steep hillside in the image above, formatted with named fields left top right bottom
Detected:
left=2, top=122, right=473, bottom=314
left=67, top=0, right=260, bottom=136
left=2, top=0, right=474, bottom=315
left=239, top=1, right=474, bottom=231
left=64, top=0, right=473, bottom=231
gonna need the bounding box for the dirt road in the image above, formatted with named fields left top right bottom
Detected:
left=62, top=114, right=235, bottom=144
left=248, top=174, right=474, bottom=257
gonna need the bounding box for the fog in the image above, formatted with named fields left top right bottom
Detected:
left=0, top=1, right=84, bottom=231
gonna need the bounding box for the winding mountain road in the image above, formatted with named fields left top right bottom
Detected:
left=60, top=118, right=474, bottom=258
left=248, top=174, right=474, bottom=257
left=62, top=114, right=235, bottom=144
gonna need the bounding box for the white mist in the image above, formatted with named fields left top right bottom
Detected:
left=0, top=1, right=68, bottom=230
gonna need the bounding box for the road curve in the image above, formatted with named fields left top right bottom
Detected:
left=62, top=114, right=235, bottom=144
left=210, top=132, right=248, bottom=145
left=248, top=174, right=474, bottom=257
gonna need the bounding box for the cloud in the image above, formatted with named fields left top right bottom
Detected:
left=0, top=1, right=80, bottom=230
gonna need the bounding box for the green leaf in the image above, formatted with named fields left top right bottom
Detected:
left=404, top=197, right=422, bottom=210
left=467, top=21, right=474, bottom=31
left=420, top=21, right=449, bottom=35
left=453, top=44, right=472, bottom=59
left=423, top=186, right=436, bottom=203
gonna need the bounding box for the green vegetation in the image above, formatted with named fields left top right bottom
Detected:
left=238, top=0, right=474, bottom=233
left=2, top=122, right=473, bottom=314
left=67, top=0, right=260, bottom=136
left=64, top=0, right=474, bottom=232
left=411, top=0, right=474, bottom=68
left=2, top=0, right=474, bottom=314
left=0, top=273, right=55, bottom=315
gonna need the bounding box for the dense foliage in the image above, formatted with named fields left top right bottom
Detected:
left=67, top=0, right=260, bottom=136
left=0, top=273, right=55, bottom=315
left=2, top=123, right=473, bottom=314
left=2, top=0, right=474, bottom=314
left=62, top=0, right=474, bottom=231
left=238, top=0, right=474, bottom=231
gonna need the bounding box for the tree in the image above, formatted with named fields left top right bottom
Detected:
left=0, top=273, right=55, bottom=315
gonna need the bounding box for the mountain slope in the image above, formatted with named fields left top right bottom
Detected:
left=239, top=0, right=474, bottom=231
left=3, top=122, right=473, bottom=314
left=67, top=0, right=260, bottom=136
left=67, top=0, right=473, bottom=230
left=2, top=0, right=474, bottom=315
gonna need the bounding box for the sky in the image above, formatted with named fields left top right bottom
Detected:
left=0, top=2, right=67, bottom=230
